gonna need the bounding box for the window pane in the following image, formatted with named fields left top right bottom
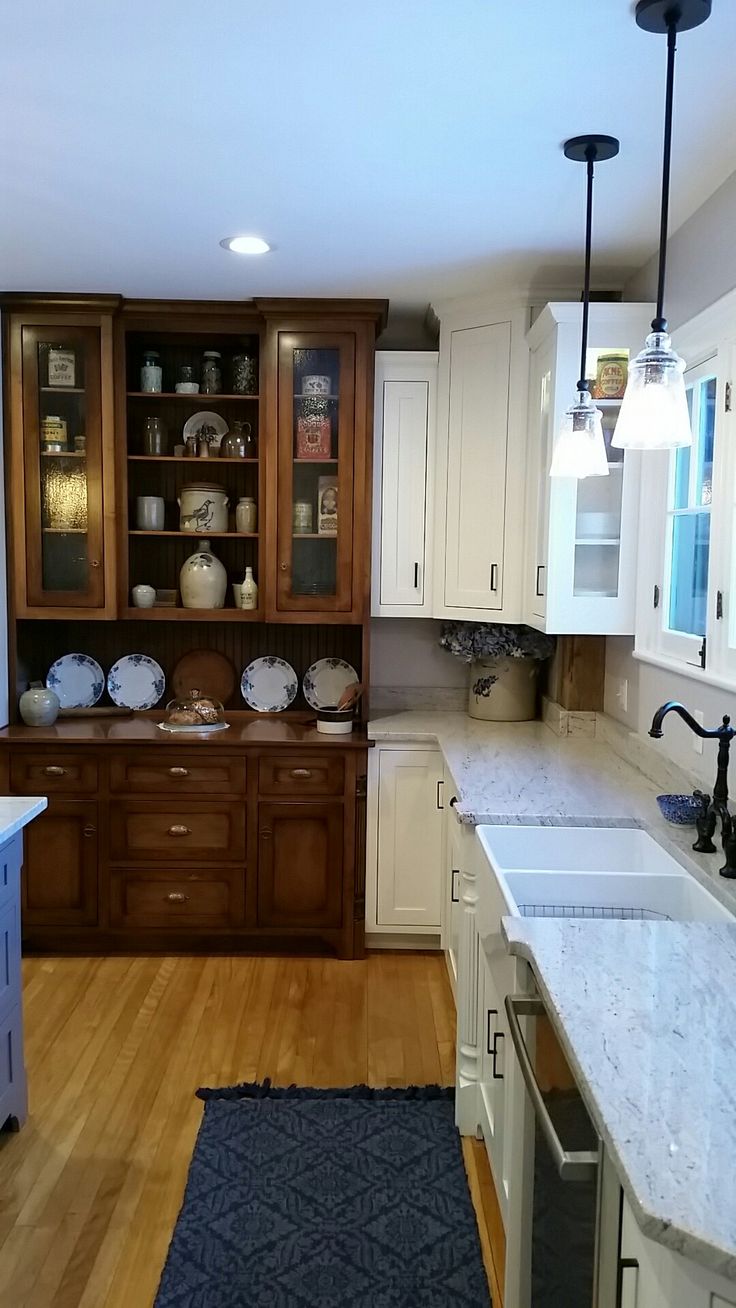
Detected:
left=668, top=512, right=710, bottom=636
left=673, top=445, right=691, bottom=510
left=696, top=377, right=716, bottom=506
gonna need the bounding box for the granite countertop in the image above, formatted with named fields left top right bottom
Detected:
left=0, top=796, right=47, bottom=840
left=368, top=710, right=736, bottom=909
left=504, top=917, right=736, bottom=1280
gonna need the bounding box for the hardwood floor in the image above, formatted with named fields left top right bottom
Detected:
left=0, top=952, right=497, bottom=1307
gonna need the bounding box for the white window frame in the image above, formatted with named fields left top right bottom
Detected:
left=634, top=287, right=736, bottom=690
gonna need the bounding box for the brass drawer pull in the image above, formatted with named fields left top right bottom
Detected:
left=168, top=767, right=189, bottom=778
left=83, top=825, right=96, bottom=838
left=289, top=768, right=313, bottom=779
left=43, top=765, right=67, bottom=777
left=165, top=892, right=189, bottom=904
left=167, top=824, right=191, bottom=837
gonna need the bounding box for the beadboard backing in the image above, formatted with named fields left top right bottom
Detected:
left=16, top=620, right=362, bottom=712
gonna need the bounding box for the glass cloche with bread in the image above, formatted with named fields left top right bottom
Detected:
left=158, top=688, right=229, bottom=733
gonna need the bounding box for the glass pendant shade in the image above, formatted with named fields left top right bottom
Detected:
left=612, top=330, right=692, bottom=450
left=550, top=390, right=609, bottom=478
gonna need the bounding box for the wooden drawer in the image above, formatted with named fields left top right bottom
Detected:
left=109, top=801, right=246, bottom=863
left=110, top=868, right=241, bottom=929
left=258, top=754, right=345, bottom=797
left=10, top=752, right=98, bottom=794
left=110, top=753, right=245, bottom=796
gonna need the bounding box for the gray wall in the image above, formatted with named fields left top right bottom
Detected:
left=371, top=618, right=466, bottom=689
left=605, top=165, right=736, bottom=774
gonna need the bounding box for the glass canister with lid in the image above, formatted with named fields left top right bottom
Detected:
left=201, top=351, right=222, bottom=394
left=140, top=350, right=163, bottom=393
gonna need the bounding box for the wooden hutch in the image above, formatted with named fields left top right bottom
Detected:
left=0, top=294, right=387, bottom=958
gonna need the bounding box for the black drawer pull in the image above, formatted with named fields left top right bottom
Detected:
left=451, top=868, right=460, bottom=903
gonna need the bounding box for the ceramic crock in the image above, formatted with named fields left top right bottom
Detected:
left=179, top=539, right=227, bottom=609
left=467, top=656, right=538, bottom=722
left=19, top=682, right=60, bottom=726
left=178, top=483, right=229, bottom=534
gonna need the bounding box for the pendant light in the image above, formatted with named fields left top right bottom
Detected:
left=613, top=0, right=711, bottom=451
left=550, top=134, right=619, bottom=479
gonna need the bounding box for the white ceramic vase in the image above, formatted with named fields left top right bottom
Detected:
left=19, top=682, right=60, bottom=726
left=467, top=656, right=538, bottom=722
left=179, top=539, right=227, bottom=609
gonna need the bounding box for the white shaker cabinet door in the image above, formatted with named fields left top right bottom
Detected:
left=378, top=380, right=430, bottom=608
left=376, top=749, right=444, bottom=928
left=443, top=321, right=511, bottom=611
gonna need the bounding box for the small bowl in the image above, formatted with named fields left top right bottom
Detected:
left=656, top=794, right=704, bottom=826
left=316, top=705, right=354, bottom=735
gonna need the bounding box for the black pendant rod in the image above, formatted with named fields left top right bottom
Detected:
left=653, top=14, right=678, bottom=333
left=578, top=147, right=595, bottom=392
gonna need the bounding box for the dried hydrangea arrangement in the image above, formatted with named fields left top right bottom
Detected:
left=438, top=621, right=555, bottom=665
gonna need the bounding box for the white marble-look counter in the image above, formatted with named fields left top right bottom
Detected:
left=368, top=710, right=736, bottom=909
left=504, top=916, right=736, bottom=1280
left=0, top=796, right=47, bottom=842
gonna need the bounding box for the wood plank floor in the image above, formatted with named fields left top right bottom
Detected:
left=0, top=952, right=497, bottom=1307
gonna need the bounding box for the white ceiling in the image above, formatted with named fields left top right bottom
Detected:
left=2, top=0, right=736, bottom=318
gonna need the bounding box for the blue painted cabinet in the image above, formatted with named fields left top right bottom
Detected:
left=0, top=833, right=26, bottom=1131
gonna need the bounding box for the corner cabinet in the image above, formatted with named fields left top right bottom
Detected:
left=4, top=304, right=118, bottom=618
left=524, top=302, right=653, bottom=635
left=433, top=301, right=529, bottom=621
left=371, top=351, right=437, bottom=616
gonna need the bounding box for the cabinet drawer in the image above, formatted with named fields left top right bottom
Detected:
left=10, top=752, right=98, bottom=794
left=110, top=753, right=246, bottom=796
left=110, top=868, right=241, bottom=929
left=109, top=801, right=245, bottom=863
left=0, top=836, right=22, bottom=915
left=258, top=754, right=345, bottom=797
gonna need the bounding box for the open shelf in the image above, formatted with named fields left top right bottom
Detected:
left=122, top=606, right=262, bottom=622
left=126, top=392, right=259, bottom=401
left=129, top=530, right=258, bottom=539
left=127, top=455, right=258, bottom=464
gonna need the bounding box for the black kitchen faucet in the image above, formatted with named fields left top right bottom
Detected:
left=649, top=701, right=736, bottom=878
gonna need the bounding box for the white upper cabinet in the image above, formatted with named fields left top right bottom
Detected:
left=524, top=302, right=653, bottom=635
left=433, top=300, right=529, bottom=621
left=372, top=352, right=437, bottom=617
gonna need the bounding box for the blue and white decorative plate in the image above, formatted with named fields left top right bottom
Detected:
left=241, top=657, right=298, bottom=712
left=46, top=653, right=104, bottom=709
left=107, top=654, right=165, bottom=710
left=303, top=657, right=358, bottom=710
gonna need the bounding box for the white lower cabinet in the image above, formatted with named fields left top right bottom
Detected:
left=620, top=1194, right=736, bottom=1308
left=366, top=743, right=444, bottom=937
left=442, top=809, right=463, bottom=997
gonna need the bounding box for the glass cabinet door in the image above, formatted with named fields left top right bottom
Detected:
left=21, top=324, right=106, bottom=608
left=276, top=333, right=355, bottom=612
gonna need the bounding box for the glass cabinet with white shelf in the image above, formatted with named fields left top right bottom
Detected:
left=524, top=302, right=653, bottom=635
left=5, top=308, right=117, bottom=617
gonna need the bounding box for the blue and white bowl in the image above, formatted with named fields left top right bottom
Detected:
left=656, top=794, right=704, bottom=826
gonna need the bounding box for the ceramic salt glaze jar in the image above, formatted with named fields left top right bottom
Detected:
left=467, top=657, right=538, bottom=722
left=180, top=539, right=227, bottom=609
left=19, top=681, right=60, bottom=726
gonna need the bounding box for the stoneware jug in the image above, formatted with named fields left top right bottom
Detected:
left=20, top=682, right=60, bottom=727
left=179, top=539, right=227, bottom=609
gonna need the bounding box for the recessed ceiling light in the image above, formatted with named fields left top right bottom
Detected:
left=221, top=235, right=271, bottom=255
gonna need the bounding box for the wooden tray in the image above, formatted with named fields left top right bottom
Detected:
left=171, top=650, right=237, bottom=706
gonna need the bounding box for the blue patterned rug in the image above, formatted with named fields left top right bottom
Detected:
left=154, top=1081, right=492, bottom=1308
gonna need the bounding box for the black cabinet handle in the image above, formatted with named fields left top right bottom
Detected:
left=536, top=564, right=545, bottom=597
left=491, top=1032, right=504, bottom=1080
left=616, top=1258, right=639, bottom=1307
left=490, top=563, right=498, bottom=592
left=413, top=561, right=419, bottom=588
left=717, top=589, right=724, bottom=620
left=449, top=795, right=458, bottom=808
left=436, top=780, right=444, bottom=810
left=451, top=869, right=460, bottom=903
left=486, top=1008, right=497, bottom=1055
